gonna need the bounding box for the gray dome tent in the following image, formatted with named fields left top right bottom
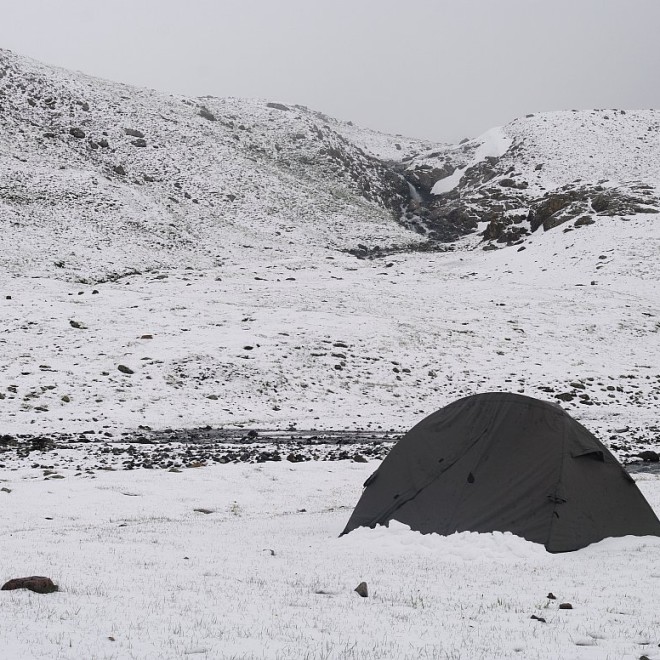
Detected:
left=342, top=392, right=660, bottom=552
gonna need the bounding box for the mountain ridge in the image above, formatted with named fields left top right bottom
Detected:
left=3, top=48, right=659, bottom=282
left=0, top=48, right=428, bottom=281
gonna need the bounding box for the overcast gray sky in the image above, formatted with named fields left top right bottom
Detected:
left=2, top=0, right=659, bottom=142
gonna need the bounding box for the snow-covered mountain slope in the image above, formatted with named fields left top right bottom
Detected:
left=2, top=212, right=659, bottom=459
left=0, top=49, right=430, bottom=282
left=0, top=50, right=658, bottom=457
left=403, top=109, right=660, bottom=244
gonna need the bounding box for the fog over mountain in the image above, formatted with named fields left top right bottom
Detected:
left=1, top=0, right=659, bottom=142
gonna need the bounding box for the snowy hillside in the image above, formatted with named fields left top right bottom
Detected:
left=404, top=109, right=660, bottom=244
left=0, top=49, right=658, bottom=462
left=0, top=49, right=427, bottom=282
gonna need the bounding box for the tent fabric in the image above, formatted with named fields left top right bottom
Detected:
left=341, top=392, right=660, bottom=552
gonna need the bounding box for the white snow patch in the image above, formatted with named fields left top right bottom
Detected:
left=431, top=166, right=466, bottom=194
left=431, top=126, right=512, bottom=194
left=472, top=125, right=513, bottom=161
left=340, top=520, right=551, bottom=561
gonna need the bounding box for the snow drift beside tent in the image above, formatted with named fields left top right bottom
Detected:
left=342, top=393, right=660, bottom=552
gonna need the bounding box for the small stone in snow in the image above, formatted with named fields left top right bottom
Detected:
left=2, top=577, right=58, bottom=594
left=559, top=602, right=573, bottom=610
left=117, top=364, right=134, bottom=374
left=354, top=582, right=368, bottom=598
left=547, top=592, right=556, bottom=600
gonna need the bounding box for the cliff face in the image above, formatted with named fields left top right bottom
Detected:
left=400, top=110, right=660, bottom=247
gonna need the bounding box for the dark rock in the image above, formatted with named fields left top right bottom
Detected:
left=559, top=602, right=573, bottom=610
left=591, top=194, right=610, bottom=213
left=406, top=163, right=455, bottom=196
left=499, top=178, right=516, bottom=188
left=266, top=102, right=290, bottom=111
left=529, top=193, right=574, bottom=231
left=574, top=215, right=595, bottom=227
left=555, top=393, right=574, bottom=402
left=2, top=576, right=58, bottom=594
left=113, top=165, right=126, bottom=176
left=117, top=364, right=134, bottom=375
left=132, top=138, right=147, bottom=147
left=98, top=138, right=109, bottom=148
left=636, top=451, right=659, bottom=463
left=69, top=127, right=85, bottom=139
left=530, top=615, right=546, bottom=623
left=354, top=581, right=368, bottom=597
left=124, top=128, right=145, bottom=138
left=547, top=592, right=556, bottom=600
left=198, top=106, right=216, bottom=121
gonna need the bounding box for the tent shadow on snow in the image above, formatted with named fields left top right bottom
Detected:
left=342, top=392, right=660, bottom=552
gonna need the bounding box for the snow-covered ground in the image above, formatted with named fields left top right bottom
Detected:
left=1, top=458, right=659, bottom=659
left=2, top=211, right=659, bottom=460
left=2, top=49, right=660, bottom=659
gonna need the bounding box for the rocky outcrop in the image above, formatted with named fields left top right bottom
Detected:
left=396, top=110, right=660, bottom=250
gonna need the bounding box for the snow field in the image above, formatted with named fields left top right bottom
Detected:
left=1, top=460, right=659, bottom=659
left=1, top=213, right=658, bottom=454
